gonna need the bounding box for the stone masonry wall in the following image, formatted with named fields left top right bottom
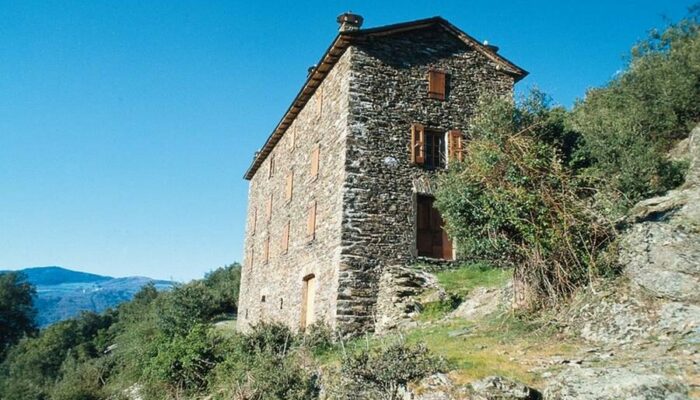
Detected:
left=337, top=29, right=515, bottom=336
left=237, top=50, right=351, bottom=332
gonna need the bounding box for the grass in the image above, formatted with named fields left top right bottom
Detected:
left=311, top=263, right=582, bottom=388
left=433, top=262, right=512, bottom=299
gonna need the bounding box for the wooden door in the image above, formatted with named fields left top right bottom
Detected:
left=416, top=195, right=453, bottom=260
left=300, top=275, right=316, bottom=329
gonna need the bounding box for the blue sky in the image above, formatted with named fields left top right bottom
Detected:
left=0, top=0, right=693, bottom=281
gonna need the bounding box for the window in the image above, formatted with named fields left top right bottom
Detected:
left=310, top=145, right=320, bottom=179
left=279, top=298, right=284, bottom=309
left=263, top=236, right=270, bottom=263
left=424, top=129, right=446, bottom=169
left=410, top=125, right=462, bottom=169
left=317, top=87, right=324, bottom=118
left=428, top=69, right=447, bottom=100
left=289, top=127, right=296, bottom=150
left=266, top=193, right=273, bottom=222
left=285, top=171, right=294, bottom=202
left=282, top=221, right=290, bottom=254
left=307, top=201, right=317, bottom=240
left=268, top=155, right=275, bottom=178
left=251, top=207, right=257, bottom=235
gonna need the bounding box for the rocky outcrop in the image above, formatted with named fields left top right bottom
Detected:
left=375, top=266, right=445, bottom=333
left=621, top=125, right=700, bottom=304
left=543, top=367, right=689, bottom=400
left=399, top=374, right=541, bottom=400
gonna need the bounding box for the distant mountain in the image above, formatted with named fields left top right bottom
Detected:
left=2, top=266, right=174, bottom=327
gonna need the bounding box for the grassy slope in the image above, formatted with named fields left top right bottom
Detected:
left=316, top=263, right=584, bottom=388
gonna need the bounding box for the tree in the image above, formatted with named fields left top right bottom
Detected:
left=0, top=272, right=36, bottom=357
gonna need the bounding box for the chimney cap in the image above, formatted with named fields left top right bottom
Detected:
left=337, top=12, right=363, bottom=32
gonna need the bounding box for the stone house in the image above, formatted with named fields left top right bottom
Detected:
left=237, top=14, right=526, bottom=336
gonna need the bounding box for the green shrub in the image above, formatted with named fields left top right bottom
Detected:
left=327, top=341, right=445, bottom=400
left=571, top=10, right=699, bottom=213
left=143, top=324, right=221, bottom=395
left=435, top=92, right=613, bottom=306
left=299, top=322, right=335, bottom=354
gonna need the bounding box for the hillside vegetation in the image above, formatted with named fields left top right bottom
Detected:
left=0, top=10, right=699, bottom=400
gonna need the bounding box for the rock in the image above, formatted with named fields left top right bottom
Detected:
left=399, top=373, right=466, bottom=400
left=375, top=266, right=442, bottom=333
left=470, top=376, right=541, bottom=399
left=620, top=125, right=700, bottom=303
left=450, top=287, right=500, bottom=321
left=543, top=367, right=688, bottom=400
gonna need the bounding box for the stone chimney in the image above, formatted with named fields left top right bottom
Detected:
left=337, top=12, right=363, bottom=32
left=483, top=40, right=499, bottom=53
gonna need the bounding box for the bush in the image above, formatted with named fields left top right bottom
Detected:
left=571, top=10, right=699, bottom=213
left=142, top=324, right=221, bottom=396
left=435, top=92, right=613, bottom=306
left=204, top=263, right=242, bottom=318
left=326, top=341, right=445, bottom=400
left=209, top=323, right=320, bottom=400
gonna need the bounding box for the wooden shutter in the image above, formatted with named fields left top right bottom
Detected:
left=428, top=70, right=447, bottom=100
left=310, top=145, right=320, bottom=179
left=263, top=236, right=270, bottom=263
left=285, top=172, right=294, bottom=202
left=410, top=123, right=425, bottom=165
left=307, top=201, right=317, bottom=239
left=289, top=127, right=296, bottom=150
left=266, top=193, right=273, bottom=222
left=251, top=207, right=257, bottom=235
left=447, top=130, right=463, bottom=163
left=282, top=221, right=290, bottom=254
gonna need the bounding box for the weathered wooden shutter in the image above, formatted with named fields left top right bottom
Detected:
left=252, top=207, right=257, bottom=235
left=266, top=193, right=273, bottom=222
left=263, top=236, right=270, bottom=263
left=285, top=172, right=294, bottom=201
left=428, top=70, right=447, bottom=100
left=310, top=145, right=320, bottom=178
left=447, top=129, right=463, bottom=163
left=289, top=127, right=296, bottom=150
left=307, top=201, right=317, bottom=239
left=410, top=123, right=425, bottom=165
left=282, top=221, right=290, bottom=254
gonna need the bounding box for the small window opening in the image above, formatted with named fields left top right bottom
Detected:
left=280, top=298, right=284, bottom=309
left=261, top=295, right=266, bottom=303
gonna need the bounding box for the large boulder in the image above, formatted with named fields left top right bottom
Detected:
left=543, top=367, right=688, bottom=400
left=620, top=125, right=700, bottom=304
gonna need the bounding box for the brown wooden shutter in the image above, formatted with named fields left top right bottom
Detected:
left=307, top=201, right=316, bottom=239
left=252, top=207, right=257, bottom=235
left=410, top=123, right=425, bottom=165
left=266, top=193, right=273, bottom=222
left=310, top=145, right=320, bottom=178
left=282, top=221, right=290, bottom=254
left=263, top=236, right=269, bottom=263
left=289, top=127, right=296, bottom=150
left=428, top=70, right=446, bottom=100
left=285, top=172, right=294, bottom=202
left=447, top=130, right=463, bottom=163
